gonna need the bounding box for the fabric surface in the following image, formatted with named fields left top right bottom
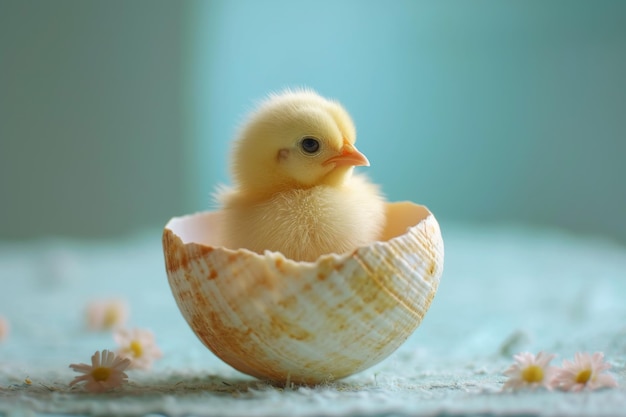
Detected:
left=1, top=224, right=625, bottom=417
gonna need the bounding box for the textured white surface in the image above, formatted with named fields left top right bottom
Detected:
left=1, top=225, right=625, bottom=416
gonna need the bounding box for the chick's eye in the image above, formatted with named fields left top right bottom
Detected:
left=300, top=137, right=320, bottom=154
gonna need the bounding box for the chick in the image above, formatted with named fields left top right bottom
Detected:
left=216, top=89, right=385, bottom=262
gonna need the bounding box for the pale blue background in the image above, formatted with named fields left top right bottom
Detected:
left=1, top=0, right=625, bottom=242
left=1, top=4, right=626, bottom=416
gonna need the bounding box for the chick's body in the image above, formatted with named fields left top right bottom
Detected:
left=217, top=89, right=385, bottom=262
left=220, top=174, right=384, bottom=262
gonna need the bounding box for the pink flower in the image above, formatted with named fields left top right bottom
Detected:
left=86, top=299, right=129, bottom=331
left=114, top=328, right=162, bottom=370
left=553, top=352, right=618, bottom=392
left=69, top=350, right=131, bottom=393
left=503, top=351, right=558, bottom=390
left=0, top=316, right=9, bottom=342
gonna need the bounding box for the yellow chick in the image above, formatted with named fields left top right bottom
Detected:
left=216, top=89, right=385, bottom=262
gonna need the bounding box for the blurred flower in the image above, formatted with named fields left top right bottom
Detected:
left=69, top=349, right=130, bottom=393
left=0, top=316, right=9, bottom=342
left=503, top=351, right=557, bottom=390
left=553, top=352, right=618, bottom=391
left=86, top=299, right=128, bottom=331
left=114, top=328, right=162, bottom=370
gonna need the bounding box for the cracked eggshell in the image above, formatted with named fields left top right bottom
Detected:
left=162, top=202, right=444, bottom=385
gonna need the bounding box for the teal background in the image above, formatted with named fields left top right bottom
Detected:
left=1, top=1, right=625, bottom=242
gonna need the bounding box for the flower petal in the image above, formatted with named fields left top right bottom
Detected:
left=69, top=363, right=92, bottom=373
left=592, top=373, right=618, bottom=390
left=91, top=350, right=102, bottom=367
left=69, top=374, right=91, bottom=387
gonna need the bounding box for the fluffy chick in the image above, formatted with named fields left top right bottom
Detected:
left=216, top=89, right=385, bottom=262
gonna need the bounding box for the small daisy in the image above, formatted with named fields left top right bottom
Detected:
left=114, top=328, right=162, bottom=370
left=553, top=352, right=618, bottom=392
left=503, top=351, right=557, bottom=390
left=69, top=349, right=131, bottom=393
left=0, top=316, right=9, bottom=342
left=86, top=299, right=129, bottom=331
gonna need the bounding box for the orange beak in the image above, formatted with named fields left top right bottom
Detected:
left=322, top=141, right=370, bottom=167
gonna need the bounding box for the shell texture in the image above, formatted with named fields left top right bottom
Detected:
left=162, top=202, right=444, bottom=385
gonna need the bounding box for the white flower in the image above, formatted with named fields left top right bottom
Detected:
left=0, top=316, right=9, bottom=342
left=503, top=351, right=557, bottom=390
left=69, top=350, right=130, bottom=393
left=114, top=328, right=162, bottom=370
left=553, top=352, right=618, bottom=391
left=86, top=299, right=129, bottom=331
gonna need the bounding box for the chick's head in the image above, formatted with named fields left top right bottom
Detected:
left=231, top=89, right=369, bottom=196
